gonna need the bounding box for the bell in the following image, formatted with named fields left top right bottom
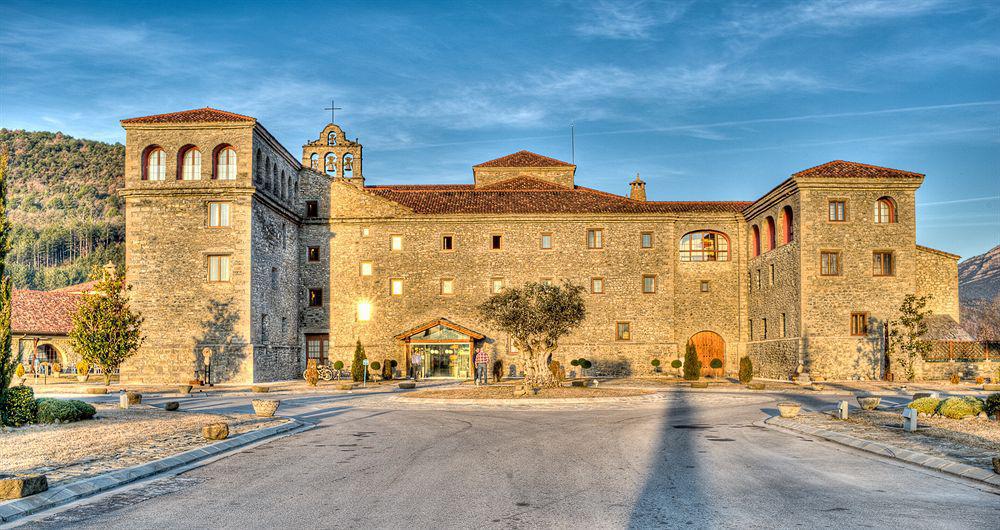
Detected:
left=344, top=158, right=353, bottom=171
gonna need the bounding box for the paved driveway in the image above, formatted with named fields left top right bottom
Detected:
left=17, top=389, right=1000, bottom=529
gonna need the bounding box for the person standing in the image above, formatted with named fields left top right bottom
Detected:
left=474, top=348, right=490, bottom=385
left=411, top=351, right=423, bottom=381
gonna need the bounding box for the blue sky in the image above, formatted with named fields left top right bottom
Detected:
left=1, top=0, right=997, bottom=258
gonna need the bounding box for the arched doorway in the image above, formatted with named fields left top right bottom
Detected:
left=688, top=331, right=725, bottom=377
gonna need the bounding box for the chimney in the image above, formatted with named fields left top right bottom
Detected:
left=629, top=173, right=646, bottom=201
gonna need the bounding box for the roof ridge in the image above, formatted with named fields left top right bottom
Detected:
left=473, top=150, right=574, bottom=168
left=121, top=107, right=256, bottom=124
left=793, top=159, right=923, bottom=178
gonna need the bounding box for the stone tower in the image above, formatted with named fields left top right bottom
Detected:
left=302, top=124, right=364, bottom=187
left=629, top=173, right=646, bottom=201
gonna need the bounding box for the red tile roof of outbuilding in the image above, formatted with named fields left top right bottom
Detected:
left=473, top=150, right=575, bottom=168
left=12, top=289, right=83, bottom=335
left=121, top=107, right=256, bottom=124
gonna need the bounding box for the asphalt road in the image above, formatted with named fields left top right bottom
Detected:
left=16, top=389, right=1000, bottom=529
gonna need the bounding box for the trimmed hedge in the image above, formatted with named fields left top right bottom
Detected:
left=738, top=356, right=753, bottom=384
left=936, top=396, right=984, bottom=419
left=36, top=398, right=96, bottom=424
left=1, top=385, right=38, bottom=426
left=906, top=397, right=941, bottom=415
left=983, top=393, right=1000, bottom=417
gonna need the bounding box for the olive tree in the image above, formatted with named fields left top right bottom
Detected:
left=70, top=267, right=144, bottom=385
left=478, top=281, right=586, bottom=388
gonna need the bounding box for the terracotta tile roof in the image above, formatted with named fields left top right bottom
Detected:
left=121, top=107, right=256, bottom=125
left=474, top=150, right=575, bottom=168
left=12, top=289, right=83, bottom=335
left=51, top=280, right=99, bottom=294
left=367, top=177, right=750, bottom=215
left=793, top=160, right=923, bottom=179
left=478, top=177, right=569, bottom=190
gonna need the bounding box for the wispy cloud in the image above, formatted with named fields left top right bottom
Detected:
left=918, top=196, right=1000, bottom=207
left=571, top=1, right=687, bottom=40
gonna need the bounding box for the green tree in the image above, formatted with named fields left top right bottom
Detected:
left=69, top=266, right=144, bottom=385
left=351, top=340, right=368, bottom=382
left=0, top=149, right=18, bottom=396
left=478, top=281, right=586, bottom=387
left=888, top=294, right=933, bottom=382
left=683, top=342, right=701, bottom=381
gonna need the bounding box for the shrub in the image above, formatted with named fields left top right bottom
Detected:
left=670, top=359, right=682, bottom=369
left=709, top=358, right=723, bottom=370
left=37, top=398, right=95, bottom=423
left=683, top=343, right=700, bottom=381
left=390, top=360, right=398, bottom=369
left=76, top=361, right=90, bottom=374
left=492, top=360, right=503, bottom=382
left=333, top=360, right=344, bottom=371
left=651, top=358, right=660, bottom=368
left=15, top=363, right=25, bottom=378
left=370, top=361, right=381, bottom=371
left=52, top=362, right=62, bottom=374
left=548, top=361, right=565, bottom=382
left=580, top=359, right=592, bottom=370
left=351, top=340, right=368, bottom=382
left=738, top=356, right=753, bottom=384
left=983, top=393, right=1000, bottom=417
left=936, top=396, right=984, bottom=419
left=907, top=397, right=940, bottom=415
left=381, top=361, right=393, bottom=381
left=975, top=376, right=984, bottom=385
left=1, top=385, right=37, bottom=426
left=949, top=373, right=960, bottom=385
left=570, top=359, right=580, bottom=367
left=304, top=359, right=319, bottom=386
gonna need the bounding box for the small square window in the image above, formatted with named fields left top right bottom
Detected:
left=307, top=247, right=320, bottom=262
left=491, top=234, right=502, bottom=250
left=270, top=267, right=278, bottom=289
left=828, top=200, right=846, bottom=222
left=440, top=278, right=454, bottom=295
left=700, top=280, right=710, bottom=292
left=442, top=235, right=454, bottom=251
left=851, top=312, right=868, bottom=336
left=756, top=269, right=761, bottom=290
left=762, top=318, right=768, bottom=340
left=780, top=313, right=787, bottom=338
left=642, top=274, right=656, bottom=294
left=306, top=200, right=319, bottom=218
left=360, top=261, right=373, bottom=276
left=390, top=278, right=403, bottom=296
left=591, top=277, right=604, bottom=294
left=640, top=232, right=653, bottom=249
left=361, top=227, right=370, bottom=237
left=587, top=229, right=603, bottom=249
left=821, top=251, right=841, bottom=276
left=207, top=255, right=230, bottom=282
left=540, top=233, right=552, bottom=250
left=357, top=302, right=372, bottom=321
left=615, top=321, right=631, bottom=341
left=491, top=278, right=504, bottom=294
left=390, top=235, right=403, bottom=251
left=308, top=288, right=323, bottom=307
left=873, top=251, right=894, bottom=276
left=208, top=202, right=231, bottom=227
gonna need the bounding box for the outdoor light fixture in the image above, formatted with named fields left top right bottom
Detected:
left=357, top=301, right=372, bottom=321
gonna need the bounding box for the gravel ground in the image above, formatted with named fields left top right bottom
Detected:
left=0, top=404, right=284, bottom=486
left=793, top=409, right=1000, bottom=471
left=406, top=383, right=652, bottom=399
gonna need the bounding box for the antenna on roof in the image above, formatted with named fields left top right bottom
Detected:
left=570, top=123, right=575, bottom=164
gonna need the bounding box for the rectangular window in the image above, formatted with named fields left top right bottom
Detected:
left=591, top=277, right=604, bottom=294
left=491, top=234, right=502, bottom=250
left=820, top=251, right=841, bottom=276
left=308, top=288, right=323, bottom=307
left=749, top=319, right=754, bottom=341
left=491, top=278, right=504, bottom=294
left=207, top=255, right=230, bottom=282
left=390, top=278, right=404, bottom=296
left=440, top=278, right=454, bottom=295
left=441, top=235, right=454, bottom=251
left=208, top=202, right=230, bottom=227
left=640, top=232, right=653, bottom=249
left=390, top=235, right=403, bottom=251
left=642, top=274, right=656, bottom=294
left=361, top=227, right=370, bottom=237
left=780, top=313, right=787, bottom=338
left=769, top=264, right=775, bottom=285
left=851, top=312, right=869, bottom=336
left=281, top=317, right=288, bottom=334
left=305, top=200, right=319, bottom=218
left=270, top=267, right=278, bottom=289
left=307, top=246, right=320, bottom=262
left=700, top=280, right=710, bottom=293
left=587, top=229, right=603, bottom=249
left=873, top=251, right=894, bottom=276
left=306, top=334, right=329, bottom=364
left=281, top=222, right=286, bottom=249
left=762, top=318, right=768, bottom=340
left=540, top=233, right=552, bottom=250
left=357, top=302, right=372, bottom=321
left=260, top=314, right=268, bottom=342
left=615, top=321, right=631, bottom=341
left=828, top=200, right=846, bottom=222
left=360, top=261, right=373, bottom=276
left=756, top=269, right=761, bottom=290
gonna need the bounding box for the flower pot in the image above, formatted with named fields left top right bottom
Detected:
left=857, top=396, right=881, bottom=410
left=251, top=399, right=280, bottom=417
left=747, top=382, right=765, bottom=390
left=690, top=381, right=709, bottom=389
left=777, top=402, right=801, bottom=418
left=337, top=383, right=354, bottom=391
left=251, top=385, right=270, bottom=393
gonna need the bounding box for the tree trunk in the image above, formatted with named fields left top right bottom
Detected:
left=103, top=371, right=111, bottom=386
left=522, top=348, right=557, bottom=388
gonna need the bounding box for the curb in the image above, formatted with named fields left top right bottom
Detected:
left=0, top=419, right=306, bottom=523
left=763, top=416, right=1000, bottom=488
left=390, top=392, right=665, bottom=407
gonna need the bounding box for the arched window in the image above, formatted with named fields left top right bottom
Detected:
left=310, top=153, right=319, bottom=170
left=751, top=225, right=760, bottom=257
left=143, top=145, right=166, bottom=181
left=679, top=230, right=730, bottom=262
left=765, top=216, right=776, bottom=252
left=37, top=344, right=60, bottom=365
left=178, top=145, right=201, bottom=180
left=874, top=197, right=896, bottom=223
left=293, top=178, right=299, bottom=201
left=255, top=149, right=262, bottom=183
left=343, top=153, right=354, bottom=178
left=327, top=131, right=337, bottom=146
left=280, top=170, right=287, bottom=198
left=214, top=145, right=237, bottom=180
left=781, top=205, right=794, bottom=244
left=324, top=153, right=337, bottom=176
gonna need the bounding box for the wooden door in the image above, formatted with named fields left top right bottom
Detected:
left=689, top=331, right=725, bottom=377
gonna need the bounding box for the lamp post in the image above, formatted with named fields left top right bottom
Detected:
left=203, top=348, right=214, bottom=387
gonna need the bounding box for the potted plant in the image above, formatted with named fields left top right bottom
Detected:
left=14, top=363, right=25, bottom=384
left=709, top=358, right=723, bottom=376
left=76, top=361, right=90, bottom=382
left=651, top=358, right=661, bottom=373
left=777, top=402, right=801, bottom=418
left=671, top=359, right=682, bottom=377
left=251, top=399, right=280, bottom=417
left=370, top=361, right=382, bottom=382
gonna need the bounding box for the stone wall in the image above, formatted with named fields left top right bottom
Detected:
left=915, top=246, right=960, bottom=320
left=473, top=166, right=575, bottom=188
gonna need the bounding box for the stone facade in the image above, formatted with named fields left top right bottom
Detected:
left=119, top=108, right=966, bottom=383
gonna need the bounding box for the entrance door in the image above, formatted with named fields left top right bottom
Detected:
left=688, top=331, right=725, bottom=377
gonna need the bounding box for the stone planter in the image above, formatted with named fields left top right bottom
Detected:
left=202, top=422, right=229, bottom=440
left=164, top=401, right=179, bottom=411
left=178, top=385, right=192, bottom=395
left=777, top=402, right=801, bottom=418
left=690, top=381, right=709, bottom=389
left=251, top=399, right=280, bottom=417
left=992, top=457, right=1000, bottom=475
left=76, top=375, right=89, bottom=383
left=810, top=384, right=825, bottom=391
left=398, top=382, right=416, bottom=389
left=571, top=380, right=587, bottom=387
left=126, top=391, right=142, bottom=405
left=85, top=387, right=107, bottom=395
left=251, top=385, right=270, bottom=393
left=857, top=395, right=881, bottom=410
left=983, top=384, right=1000, bottom=392
left=747, top=382, right=765, bottom=390
left=337, top=383, right=354, bottom=391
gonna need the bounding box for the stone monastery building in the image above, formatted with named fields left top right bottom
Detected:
left=119, top=107, right=962, bottom=384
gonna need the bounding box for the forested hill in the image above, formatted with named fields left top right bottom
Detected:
left=1, top=129, right=125, bottom=290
